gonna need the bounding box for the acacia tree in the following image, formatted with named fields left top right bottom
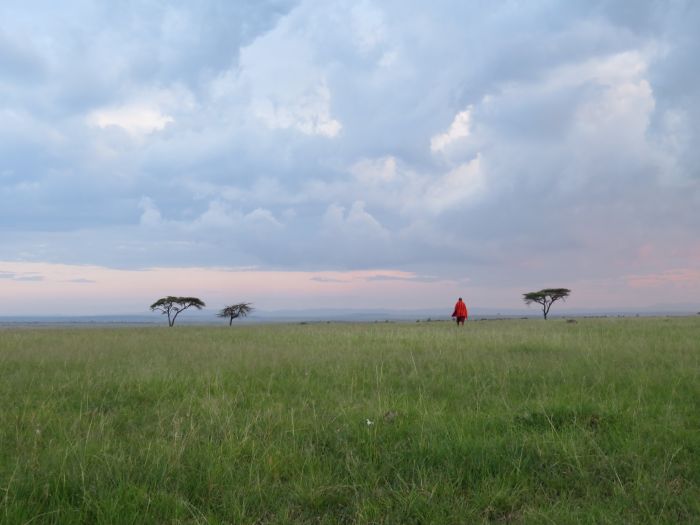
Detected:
left=522, top=288, right=571, bottom=320
left=150, top=296, right=206, bottom=327
left=217, top=302, right=254, bottom=326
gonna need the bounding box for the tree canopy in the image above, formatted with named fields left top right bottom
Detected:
left=217, top=303, right=254, bottom=326
left=150, top=296, right=206, bottom=327
left=522, top=288, right=571, bottom=320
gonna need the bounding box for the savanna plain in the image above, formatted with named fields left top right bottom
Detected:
left=1, top=318, right=698, bottom=524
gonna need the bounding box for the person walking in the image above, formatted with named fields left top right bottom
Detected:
left=451, top=297, right=468, bottom=326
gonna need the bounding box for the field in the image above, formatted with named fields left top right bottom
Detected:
left=1, top=318, right=699, bottom=524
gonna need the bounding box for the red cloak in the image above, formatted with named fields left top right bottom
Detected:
left=452, top=300, right=468, bottom=318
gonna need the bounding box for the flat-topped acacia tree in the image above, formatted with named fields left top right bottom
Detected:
left=150, top=296, right=206, bottom=327
left=217, top=303, right=254, bottom=326
left=523, top=288, right=571, bottom=320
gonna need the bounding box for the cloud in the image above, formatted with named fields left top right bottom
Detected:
left=139, top=197, right=163, bottom=227
left=0, top=262, right=471, bottom=315
left=323, top=201, right=386, bottom=236
left=1, top=1, right=699, bottom=310
left=350, top=156, right=397, bottom=184
left=0, top=29, right=46, bottom=82
left=89, top=105, right=174, bottom=135
left=422, top=155, right=485, bottom=214
left=365, top=273, right=443, bottom=283
left=310, top=276, right=348, bottom=283
left=431, top=108, right=472, bottom=153
left=0, top=271, right=43, bottom=281
left=252, top=80, right=342, bottom=137
left=626, top=268, right=700, bottom=288
left=244, top=208, right=283, bottom=229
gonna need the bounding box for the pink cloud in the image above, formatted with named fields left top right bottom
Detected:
left=2, top=261, right=697, bottom=316
left=0, top=262, right=462, bottom=315
left=626, top=268, right=700, bottom=288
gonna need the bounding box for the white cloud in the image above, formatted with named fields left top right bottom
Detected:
left=233, top=10, right=344, bottom=138
left=146, top=200, right=284, bottom=235
left=378, top=49, right=398, bottom=68
left=244, top=208, right=283, bottom=229
left=323, top=201, right=388, bottom=239
left=564, top=52, right=655, bottom=144
left=139, top=197, right=162, bottom=227
left=192, top=201, right=239, bottom=230
left=350, top=1, right=387, bottom=53
left=252, top=80, right=342, bottom=137
left=88, top=105, right=174, bottom=135
left=430, top=107, right=472, bottom=153
left=350, top=156, right=397, bottom=184
left=423, top=155, right=485, bottom=214
left=343, top=154, right=484, bottom=217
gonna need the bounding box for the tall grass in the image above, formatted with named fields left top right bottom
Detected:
left=1, top=318, right=698, bottom=523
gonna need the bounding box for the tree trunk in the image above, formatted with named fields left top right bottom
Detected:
left=543, top=300, right=552, bottom=320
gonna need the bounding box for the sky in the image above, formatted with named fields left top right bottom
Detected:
left=1, top=0, right=699, bottom=315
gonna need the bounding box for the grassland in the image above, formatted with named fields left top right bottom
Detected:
left=1, top=318, right=699, bottom=524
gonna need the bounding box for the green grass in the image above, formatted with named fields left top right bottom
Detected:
left=1, top=318, right=699, bottom=524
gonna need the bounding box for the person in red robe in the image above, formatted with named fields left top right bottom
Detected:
left=451, top=297, right=468, bottom=326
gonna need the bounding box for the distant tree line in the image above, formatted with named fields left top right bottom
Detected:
left=150, top=296, right=253, bottom=326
